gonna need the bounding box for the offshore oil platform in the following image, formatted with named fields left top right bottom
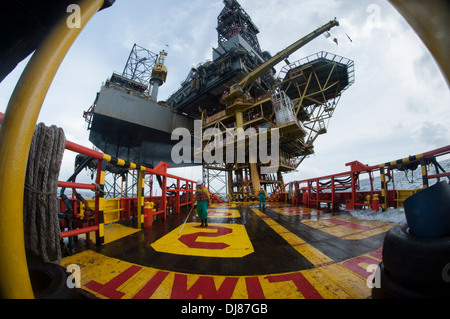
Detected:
left=2, top=0, right=450, bottom=301
left=84, top=0, right=354, bottom=201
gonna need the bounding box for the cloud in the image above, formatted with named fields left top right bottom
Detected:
left=414, top=121, right=450, bottom=149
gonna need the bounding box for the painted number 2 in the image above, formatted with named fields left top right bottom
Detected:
left=178, top=225, right=232, bottom=249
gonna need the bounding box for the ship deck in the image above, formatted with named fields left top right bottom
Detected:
left=60, top=202, right=394, bottom=299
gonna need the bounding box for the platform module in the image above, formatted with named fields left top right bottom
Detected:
left=83, top=0, right=355, bottom=202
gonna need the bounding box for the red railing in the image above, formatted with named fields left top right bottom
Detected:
left=286, top=145, right=450, bottom=211
left=59, top=140, right=196, bottom=244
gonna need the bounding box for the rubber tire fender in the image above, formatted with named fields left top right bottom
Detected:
left=372, top=262, right=441, bottom=299
left=28, top=261, right=79, bottom=299
left=382, top=223, right=450, bottom=292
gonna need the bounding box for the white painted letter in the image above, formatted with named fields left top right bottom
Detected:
left=203, top=127, right=223, bottom=164
left=171, top=127, right=192, bottom=164
left=66, top=264, right=81, bottom=288
left=260, top=128, right=279, bottom=174
left=66, top=4, right=81, bottom=29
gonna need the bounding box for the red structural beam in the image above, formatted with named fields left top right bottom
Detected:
left=423, top=144, right=450, bottom=158
left=61, top=226, right=99, bottom=238
left=65, top=139, right=196, bottom=184
left=65, top=140, right=104, bottom=160
left=428, top=172, right=450, bottom=180
left=57, top=181, right=96, bottom=190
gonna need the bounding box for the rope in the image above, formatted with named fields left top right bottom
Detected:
left=23, top=123, right=66, bottom=263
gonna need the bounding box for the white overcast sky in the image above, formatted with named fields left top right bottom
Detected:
left=1, top=0, right=449, bottom=185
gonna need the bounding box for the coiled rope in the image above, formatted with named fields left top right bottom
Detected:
left=24, top=123, right=66, bottom=263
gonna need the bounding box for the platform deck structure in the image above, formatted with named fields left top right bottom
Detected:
left=1, top=0, right=448, bottom=301
left=57, top=139, right=450, bottom=299
left=61, top=202, right=388, bottom=299
left=58, top=139, right=385, bottom=300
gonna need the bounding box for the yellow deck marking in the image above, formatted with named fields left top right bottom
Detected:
left=80, top=223, right=140, bottom=245
left=271, top=207, right=321, bottom=216
left=103, top=223, right=140, bottom=244
left=265, top=202, right=289, bottom=207
left=301, top=267, right=352, bottom=299
left=58, top=206, right=390, bottom=299
left=262, top=275, right=303, bottom=299
left=151, top=223, right=254, bottom=258
left=61, top=249, right=379, bottom=299
left=278, top=232, right=305, bottom=246
left=343, top=224, right=395, bottom=240
left=302, top=215, right=396, bottom=240
left=210, top=203, right=234, bottom=208
left=317, top=263, right=370, bottom=298
left=252, top=209, right=333, bottom=267
left=208, top=209, right=240, bottom=218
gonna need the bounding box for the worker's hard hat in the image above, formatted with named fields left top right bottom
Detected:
left=197, top=180, right=203, bottom=185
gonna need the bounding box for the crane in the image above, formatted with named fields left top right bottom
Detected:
left=216, top=18, right=340, bottom=198
left=220, top=19, right=340, bottom=105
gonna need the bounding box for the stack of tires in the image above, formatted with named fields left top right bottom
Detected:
left=28, top=260, right=81, bottom=299
left=372, top=181, right=450, bottom=299
left=372, top=223, right=450, bottom=298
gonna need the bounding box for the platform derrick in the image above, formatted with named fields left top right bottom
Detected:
left=168, top=0, right=355, bottom=202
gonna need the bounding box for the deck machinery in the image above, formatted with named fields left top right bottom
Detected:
left=84, top=0, right=354, bottom=200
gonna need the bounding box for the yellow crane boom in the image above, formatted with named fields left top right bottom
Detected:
left=222, top=19, right=340, bottom=103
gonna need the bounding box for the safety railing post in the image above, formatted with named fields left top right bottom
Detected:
left=307, top=181, right=311, bottom=206
left=420, top=157, right=428, bottom=189
left=95, top=159, right=106, bottom=245
left=379, top=167, right=388, bottom=212
left=162, top=174, right=167, bottom=221
left=315, top=178, right=320, bottom=208
left=189, top=182, right=194, bottom=208
left=176, top=179, right=180, bottom=214
left=331, top=176, right=336, bottom=211
left=350, top=173, right=357, bottom=210
left=185, top=181, right=190, bottom=209
left=137, top=168, right=145, bottom=229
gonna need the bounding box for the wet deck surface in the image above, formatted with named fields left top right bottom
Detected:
left=61, top=203, right=395, bottom=299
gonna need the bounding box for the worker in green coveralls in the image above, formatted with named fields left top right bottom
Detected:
left=194, top=180, right=211, bottom=227
left=259, top=186, right=267, bottom=209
